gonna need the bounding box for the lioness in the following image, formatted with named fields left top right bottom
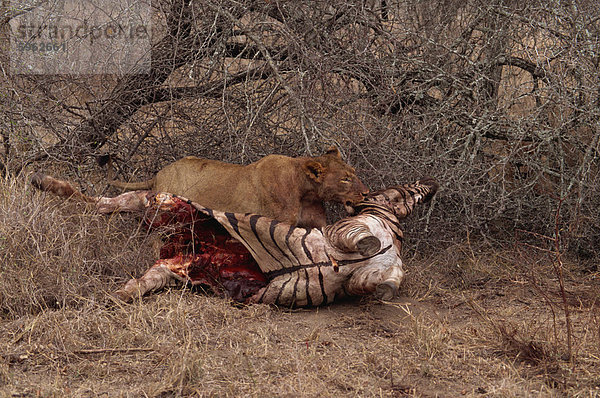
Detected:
left=109, top=147, right=368, bottom=228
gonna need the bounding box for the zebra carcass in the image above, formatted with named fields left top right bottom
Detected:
left=111, top=180, right=437, bottom=307
left=31, top=173, right=438, bottom=307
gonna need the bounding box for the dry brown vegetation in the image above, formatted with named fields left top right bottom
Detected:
left=2, top=0, right=600, bottom=396
left=1, top=176, right=599, bottom=397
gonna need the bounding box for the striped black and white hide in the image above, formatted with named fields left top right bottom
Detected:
left=113, top=178, right=438, bottom=307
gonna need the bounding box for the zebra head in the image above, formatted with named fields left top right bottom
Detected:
left=349, top=177, right=439, bottom=219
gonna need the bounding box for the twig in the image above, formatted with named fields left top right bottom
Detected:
left=74, top=347, right=154, bottom=354
left=517, top=195, right=575, bottom=370
left=552, top=196, right=574, bottom=369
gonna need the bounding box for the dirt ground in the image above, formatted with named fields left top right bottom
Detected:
left=1, top=262, right=599, bottom=397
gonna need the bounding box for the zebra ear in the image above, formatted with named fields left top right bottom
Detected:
left=417, top=177, right=439, bottom=202
left=303, top=160, right=325, bottom=182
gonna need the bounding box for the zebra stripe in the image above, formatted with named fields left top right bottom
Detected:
left=223, top=212, right=259, bottom=259
left=250, top=214, right=281, bottom=264
left=290, top=271, right=301, bottom=306
left=269, top=219, right=293, bottom=265
left=304, top=268, right=312, bottom=307
left=317, top=266, right=327, bottom=305
left=284, top=225, right=302, bottom=266
left=275, top=274, right=294, bottom=306
left=300, top=228, right=314, bottom=262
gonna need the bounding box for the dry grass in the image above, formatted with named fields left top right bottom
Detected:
left=1, top=175, right=599, bottom=397
left=0, top=175, right=154, bottom=318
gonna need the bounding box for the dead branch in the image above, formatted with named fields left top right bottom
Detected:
left=74, top=348, right=154, bottom=354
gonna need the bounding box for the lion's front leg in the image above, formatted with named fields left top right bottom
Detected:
left=296, top=201, right=327, bottom=228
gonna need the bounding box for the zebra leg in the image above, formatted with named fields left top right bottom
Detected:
left=247, top=286, right=270, bottom=305
left=30, top=172, right=96, bottom=203
left=324, top=221, right=381, bottom=256
left=247, top=277, right=298, bottom=307
left=344, top=263, right=404, bottom=300
left=247, top=273, right=318, bottom=308
left=374, top=264, right=404, bottom=301
left=113, top=263, right=177, bottom=302
left=96, top=191, right=151, bottom=214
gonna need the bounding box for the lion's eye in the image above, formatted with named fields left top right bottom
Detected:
left=341, top=177, right=352, bottom=184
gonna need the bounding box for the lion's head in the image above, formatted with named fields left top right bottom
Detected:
left=302, top=147, right=369, bottom=212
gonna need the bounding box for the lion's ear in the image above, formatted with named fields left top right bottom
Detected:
left=325, top=146, right=341, bottom=158
left=303, top=160, right=325, bottom=182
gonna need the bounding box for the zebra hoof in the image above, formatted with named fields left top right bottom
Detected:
left=356, top=236, right=381, bottom=256
left=111, top=289, right=134, bottom=303
left=30, top=172, right=47, bottom=190
left=375, top=281, right=398, bottom=301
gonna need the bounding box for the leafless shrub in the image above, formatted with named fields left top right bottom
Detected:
left=496, top=322, right=551, bottom=366
left=452, top=196, right=599, bottom=392
left=510, top=196, right=578, bottom=367
left=2, top=0, right=599, bottom=258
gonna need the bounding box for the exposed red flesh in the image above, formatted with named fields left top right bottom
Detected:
left=144, top=197, right=266, bottom=301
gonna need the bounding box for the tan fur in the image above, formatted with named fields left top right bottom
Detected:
left=109, top=148, right=368, bottom=227
left=30, top=173, right=96, bottom=203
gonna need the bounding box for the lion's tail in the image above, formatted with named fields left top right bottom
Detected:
left=30, top=172, right=97, bottom=203
left=107, top=178, right=155, bottom=190
left=104, top=156, right=155, bottom=191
